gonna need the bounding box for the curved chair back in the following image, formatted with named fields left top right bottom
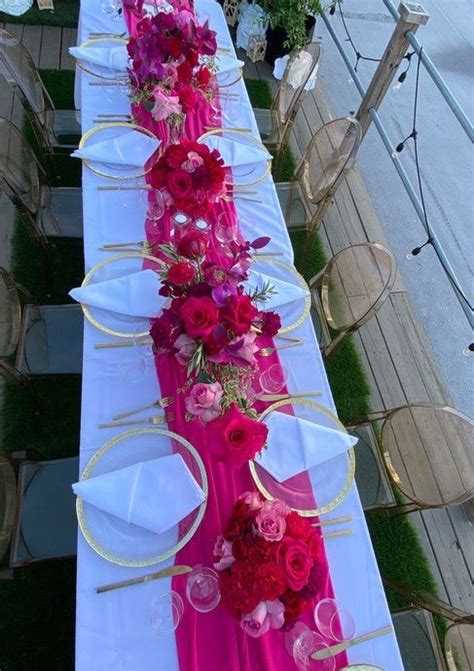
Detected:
left=0, top=267, right=22, bottom=359
left=302, top=117, right=361, bottom=205
left=0, top=452, right=16, bottom=562
left=0, top=117, right=43, bottom=216
left=382, top=404, right=474, bottom=509
left=0, top=29, right=53, bottom=127
left=445, top=623, right=474, bottom=670
left=276, top=41, right=323, bottom=127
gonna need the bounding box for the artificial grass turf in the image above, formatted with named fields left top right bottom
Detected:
left=0, top=0, right=79, bottom=28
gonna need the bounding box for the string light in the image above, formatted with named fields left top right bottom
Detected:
left=332, top=0, right=381, bottom=71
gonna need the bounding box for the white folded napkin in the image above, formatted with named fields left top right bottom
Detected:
left=246, top=269, right=309, bottom=310
left=215, top=54, right=245, bottom=75
left=73, top=454, right=205, bottom=535
left=69, top=45, right=129, bottom=72
left=69, top=269, right=164, bottom=318
left=71, top=129, right=160, bottom=168
left=255, top=412, right=358, bottom=482
left=201, top=135, right=271, bottom=168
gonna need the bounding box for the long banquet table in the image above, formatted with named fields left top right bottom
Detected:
left=74, top=1, right=403, bottom=669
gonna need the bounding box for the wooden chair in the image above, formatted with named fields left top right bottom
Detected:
left=348, top=404, right=474, bottom=516
left=253, top=42, right=323, bottom=169
left=0, top=117, right=82, bottom=243
left=384, top=576, right=474, bottom=671
left=309, top=242, right=397, bottom=357
left=0, top=267, right=83, bottom=384
left=0, top=451, right=78, bottom=573
left=0, top=28, right=80, bottom=179
left=275, top=116, right=361, bottom=273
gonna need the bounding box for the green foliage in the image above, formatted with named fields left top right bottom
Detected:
left=260, top=0, right=323, bottom=49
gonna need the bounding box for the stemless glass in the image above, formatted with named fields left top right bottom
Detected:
left=259, top=363, right=288, bottom=394
left=185, top=565, right=221, bottom=613
left=286, top=622, right=336, bottom=671
left=314, top=598, right=355, bottom=642
left=215, top=212, right=236, bottom=244
left=147, top=189, right=165, bottom=229
left=150, top=591, right=184, bottom=635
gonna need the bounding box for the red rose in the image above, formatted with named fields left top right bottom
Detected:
left=271, top=537, right=312, bottom=592
left=221, top=294, right=258, bottom=336
left=208, top=403, right=268, bottom=468
left=195, top=65, right=211, bottom=87
left=178, top=84, right=197, bottom=112
left=259, top=311, right=282, bottom=337
left=256, top=561, right=286, bottom=601
left=286, top=512, right=322, bottom=563
left=167, top=169, right=193, bottom=201
left=167, top=261, right=196, bottom=286
left=177, top=60, right=193, bottom=83
left=177, top=230, right=208, bottom=259
left=223, top=500, right=253, bottom=540
left=179, top=296, right=218, bottom=338
left=164, top=144, right=188, bottom=169
left=280, top=589, right=308, bottom=623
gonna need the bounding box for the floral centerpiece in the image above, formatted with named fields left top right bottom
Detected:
left=127, top=8, right=217, bottom=127
left=149, top=229, right=281, bottom=466
left=150, top=138, right=226, bottom=216
left=214, top=492, right=323, bottom=637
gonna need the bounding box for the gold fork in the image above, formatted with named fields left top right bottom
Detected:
left=99, top=241, right=152, bottom=253
left=112, top=396, right=175, bottom=420
left=98, top=413, right=174, bottom=429
left=258, top=340, right=304, bottom=357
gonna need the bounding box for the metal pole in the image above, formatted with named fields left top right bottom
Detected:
left=382, top=0, right=474, bottom=142
left=355, top=3, right=429, bottom=139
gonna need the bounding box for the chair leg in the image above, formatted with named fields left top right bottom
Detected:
left=366, top=501, right=421, bottom=517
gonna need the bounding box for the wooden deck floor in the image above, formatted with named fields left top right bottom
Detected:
left=242, top=54, right=473, bottom=613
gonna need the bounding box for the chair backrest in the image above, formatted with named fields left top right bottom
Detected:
left=0, top=452, right=17, bottom=562
left=0, top=29, right=54, bottom=127
left=0, top=117, right=43, bottom=215
left=275, top=42, right=323, bottom=126
left=319, top=242, right=397, bottom=333
left=301, top=117, right=361, bottom=204
left=444, top=622, right=474, bottom=671
left=0, top=267, right=22, bottom=359
left=382, top=404, right=474, bottom=508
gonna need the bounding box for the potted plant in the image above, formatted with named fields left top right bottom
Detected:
left=260, top=0, right=323, bottom=64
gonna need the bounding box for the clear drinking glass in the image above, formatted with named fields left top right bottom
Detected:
left=150, top=591, right=184, bottom=635
left=314, top=598, right=356, bottom=642
left=259, top=363, right=288, bottom=394
left=215, top=212, right=236, bottom=244
left=185, top=565, right=221, bottom=613
left=285, top=622, right=336, bottom=671
left=147, top=189, right=165, bottom=228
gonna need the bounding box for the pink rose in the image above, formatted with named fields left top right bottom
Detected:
left=151, top=88, right=182, bottom=122
left=240, top=491, right=264, bottom=511
left=208, top=332, right=259, bottom=367
left=185, top=382, right=223, bottom=423
left=213, top=534, right=235, bottom=570
left=241, top=600, right=285, bottom=638
left=174, top=333, right=195, bottom=366
left=255, top=500, right=288, bottom=542
left=183, top=150, right=204, bottom=172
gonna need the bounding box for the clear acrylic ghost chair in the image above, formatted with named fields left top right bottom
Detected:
left=309, top=242, right=397, bottom=357
left=0, top=117, right=82, bottom=242
left=276, top=117, right=361, bottom=273
left=0, top=29, right=80, bottom=175
left=0, top=266, right=83, bottom=384
left=253, top=42, right=323, bottom=167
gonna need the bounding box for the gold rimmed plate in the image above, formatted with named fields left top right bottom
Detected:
left=197, top=127, right=272, bottom=187
left=76, top=37, right=129, bottom=81
left=217, top=65, right=243, bottom=89
left=80, top=253, right=162, bottom=338
left=77, top=428, right=208, bottom=567
left=250, top=256, right=311, bottom=334
left=78, top=122, right=160, bottom=179
left=249, top=399, right=355, bottom=516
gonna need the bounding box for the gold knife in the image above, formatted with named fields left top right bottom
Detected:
left=97, top=564, right=192, bottom=594
left=311, top=625, right=393, bottom=660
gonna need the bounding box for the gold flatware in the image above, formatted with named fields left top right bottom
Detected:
left=217, top=46, right=232, bottom=53
left=89, top=80, right=121, bottom=86
left=89, top=31, right=127, bottom=38
left=253, top=252, right=283, bottom=257
left=258, top=340, right=304, bottom=357
left=96, top=113, right=132, bottom=118
left=95, top=338, right=152, bottom=349
left=257, top=391, right=323, bottom=402
left=112, top=396, right=175, bottom=420
left=312, top=515, right=353, bottom=528
left=97, top=564, right=192, bottom=594
left=227, top=195, right=262, bottom=203
left=97, top=184, right=150, bottom=191
left=320, top=529, right=352, bottom=539
left=98, top=413, right=174, bottom=429
left=99, top=241, right=150, bottom=252
left=204, top=126, right=251, bottom=133
left=311, top=625, right=393, bottom=660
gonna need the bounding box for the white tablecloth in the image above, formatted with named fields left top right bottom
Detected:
left=75, top=1, right=403, bottom=669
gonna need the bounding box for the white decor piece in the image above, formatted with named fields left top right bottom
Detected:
left=236, top=1, right=269, bottom=52
left=272, top=50, right=320, bottom=90
left=0, top=0, right=33, bottom=16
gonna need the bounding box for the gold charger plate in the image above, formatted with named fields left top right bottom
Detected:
left=197, top=127, right=272, bottom=187
left=79, top=122, right=159, bottom=179
left=250, top=255, right=311, bottom=334
left=76, top=36, right=129, bottom=81
left=80, top=252, right=163, bottom=338
left=77, top=428, right=208, bottom=567
left=249, top=399, right=356, bottom=516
